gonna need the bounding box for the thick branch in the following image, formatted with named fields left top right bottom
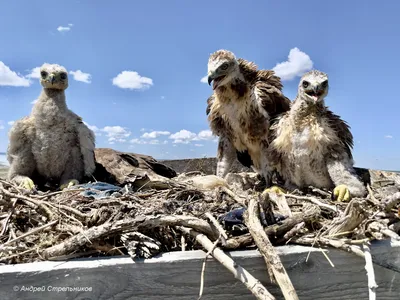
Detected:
left=42, top=215, right=216, bottom=259
left=244, top=198, right=299, bottom=300
left=179, top=226, right=276, bottom=300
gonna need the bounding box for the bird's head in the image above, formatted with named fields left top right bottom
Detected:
left=207, top=49, right=239, bottom=90
left=299, top=70, right=329, bottom=103
left=39, top=63, right=69, bottom=90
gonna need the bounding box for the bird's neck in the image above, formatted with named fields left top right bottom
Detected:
left=32, top=89, right=68, bottom=125
left=289, top=96, right=325, bottom=123
left=216, top=76, right=249, bottom=101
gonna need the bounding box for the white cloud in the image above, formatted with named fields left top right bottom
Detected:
left=194, top=144, right=204, bottom=147
left=7, top=121, right=14, bottom=126
left=69, top=70, right=91, bottom=83
left=31, top=99, right=38, bottom=105
left=148, top=139, right=160, bottom=145
left=196, top=130, right=214, bottom=141
left=272, top=47, right=313, bottom=81
left=169, top=129, right=197, bottom=144
left=26, top=67, right=41, bottom=79
left=0, top=61, right=31, bottom=87
left=57, top=24, right=72, bottom=32
left=112, top=71, right=153, bottom=90
left=169, top=129, right=217, bottom=144
left=141, top=131, right=170, bottom=139
left=102, top=126, right=131, bottom=143
left=200, top=75, right=208, bottom=83
left=385, top=135, right=393, bottom=139
left=130, top=138, right=147, bottom=144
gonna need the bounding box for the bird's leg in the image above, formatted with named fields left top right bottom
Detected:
left=11, top=175, right=36, bottom=191
left=216, top=136, right=236, bottom=178
left=59, top=150, right=84, bottom=190
left=7, top=149, right=37, bottom=192
left=326, top=157, right=367, bottom=202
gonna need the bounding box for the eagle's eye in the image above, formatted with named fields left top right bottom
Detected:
left=321, top=80, right=328, bottom=88
left=60, top=73, right=67, bottom=80
left=40, top=71, right=48, bottom=78
left=302, top=81, right=309, bottom=88
left=220, top=63, right=229, bottom=71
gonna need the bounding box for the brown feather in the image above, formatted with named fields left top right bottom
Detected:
left=323, top=109, right=354, bottom=160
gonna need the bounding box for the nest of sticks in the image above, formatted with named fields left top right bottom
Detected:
left=1, top=170, right=400, bottom=299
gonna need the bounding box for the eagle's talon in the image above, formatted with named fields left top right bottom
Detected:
left=262, top=185, right=286, bottom=196
left=333, top=184, right=351, bottom=202
left=19, top=178, right=35, bottom=191
left=60, top=179, right=79, bottom=190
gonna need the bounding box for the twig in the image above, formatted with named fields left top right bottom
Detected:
left=381, top=192, right=400, bottom=212
left=0, top=199, right=17, bottom=236
left=181, top=235, right=186, bottom=251
left=0, top=220, right=58, bottom=250
left=366, top=184, right=380, bottom=206
left=244, top=198, right=299, bottom=300
left=324, top=199, right=368, bottom=237
left=319, top=247, right=335, bottom=267
left=224, top=204, right=321, bottom=249
left=266, top=192, right=292, bottom=217
left=285, top=194, right=338, bottom=214
left=0, top=185, right=54, bottom=220
left=205, top=212, right=228, bottom=245
left=179, top=226, right=276, bottom=300
left=198, top=235, right=221, bottom=300
left=220, top=186, right=247, bottom=206
left=363, top=243, right=378, bottom=300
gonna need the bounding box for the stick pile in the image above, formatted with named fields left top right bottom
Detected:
left=0, top=169, right=399, bottom=299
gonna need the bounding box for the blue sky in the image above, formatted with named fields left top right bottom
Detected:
left=0, top=0, right=399, bottom=170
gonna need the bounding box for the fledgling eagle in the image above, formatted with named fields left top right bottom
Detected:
left=7, top=63, right=96, bottom=191
left=205, top=49, right=291, bottom=186
left=268, top=70, right=366, bottom=201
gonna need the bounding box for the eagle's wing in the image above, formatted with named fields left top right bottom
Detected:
left=325, top=110, right=354, bottom=159
left=74, top=115, right=96, bottom=177
left=253, top=76, right=291, bottom=121
left=237, top=58, right=291, bottom=121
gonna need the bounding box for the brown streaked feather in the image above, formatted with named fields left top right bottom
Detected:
left=324, top=109, right=354, bottom=159
left=254, top=81, right=291, bottom=120
left=206, top=94, right=214, bottom=115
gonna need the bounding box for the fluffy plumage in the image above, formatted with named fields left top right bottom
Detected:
left=7, top=63, right=96, bottom=190
left=268, top=70, right=366, bottom=200
left=205, top=49, right=291, bottom=185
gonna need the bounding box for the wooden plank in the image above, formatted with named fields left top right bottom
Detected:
left=0, top=241, right=399, bottom=300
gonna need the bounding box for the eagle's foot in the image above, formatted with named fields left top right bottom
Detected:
left=60, top=179, right=79, bottom=190
left=19, top=177, right=35, bottom=191
left=262, top=185, right=286, bottom=196
left=332, top=184, right=351, bottom=202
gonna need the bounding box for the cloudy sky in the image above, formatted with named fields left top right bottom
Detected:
left=0, top=0, right=399, bottom=170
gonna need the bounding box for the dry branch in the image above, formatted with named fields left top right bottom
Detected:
left=244, top=198, right=299, bottom=300
left=42, top=215, right=215, bottom=259
left=363, top=243, right=378, bottom=300
left=179, top=226, right=276, bottom=300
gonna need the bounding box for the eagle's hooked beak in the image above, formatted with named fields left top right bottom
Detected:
left=207, top=74, right=214, bottom=86
left=49, top=73, right=55, bottom=85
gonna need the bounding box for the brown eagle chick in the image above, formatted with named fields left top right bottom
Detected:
left=206, top=49, right=291, bottom=186
left=268, top=70, right=366, bottom=201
